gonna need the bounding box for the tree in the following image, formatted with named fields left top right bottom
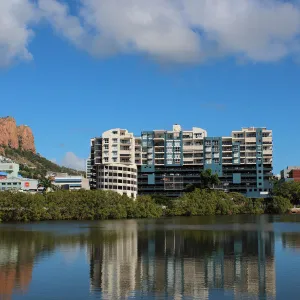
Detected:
left=268, top=196, right=292, bottom=214
left=151, top=194, right=171, bottom=206
left=38, top=177, right=60, bottom=193
left=184, top=169, right=221, bottom=192
left=273, top=181, right=300, bottom=205
left=200, top=169, right=221, bottom=189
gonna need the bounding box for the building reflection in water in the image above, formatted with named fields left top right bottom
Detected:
left=0, top=230, right=54, bottom=300
left=0, top=245, right=33, bottom=300
left=89, top=221, right=276, bottom=299
left=89, top=220, right=138, bottom=299
left=282, top=233, right=300, bottom=250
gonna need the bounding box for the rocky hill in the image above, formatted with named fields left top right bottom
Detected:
left=0, top=117, right=35, bottom=153
left=0, top=117, right=84, bottom=178
left=2, top=147, right=84, bottom=178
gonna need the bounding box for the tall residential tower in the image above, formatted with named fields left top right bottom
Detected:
left=90, top=129, right=138, bottom=198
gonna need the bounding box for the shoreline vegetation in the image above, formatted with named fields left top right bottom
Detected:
left=0, top=182, right=295, bottom=222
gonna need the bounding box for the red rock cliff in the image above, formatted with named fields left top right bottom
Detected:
left=0, top=117, right=36, bottom=153
left=17, top=125, right=36, bottom=152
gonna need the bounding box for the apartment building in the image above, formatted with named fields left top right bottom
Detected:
left=138, top=125, right=273, bottom=198
left=90, top=129, right=138, bottom=198
left=280, top=166, right=300, bottom=182
left=90, top=125, right=273, bottom=198
left=86, top=157, right=92, bottom=179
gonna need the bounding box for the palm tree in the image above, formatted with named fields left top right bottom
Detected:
left=38, top=177, right=59, bottom=193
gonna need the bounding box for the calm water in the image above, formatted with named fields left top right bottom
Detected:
left=1, top=215, right=300, bottom=299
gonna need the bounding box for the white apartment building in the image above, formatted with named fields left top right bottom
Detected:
left=90, top=129, right=137, bottom=198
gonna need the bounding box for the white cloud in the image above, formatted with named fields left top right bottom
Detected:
left=2, top=0, right=300, bottom=66
left=0, top=0, right=39, bottom=67
left=61, top=152, right=85, bottom=171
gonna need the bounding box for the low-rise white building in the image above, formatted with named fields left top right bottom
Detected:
left=0, top=177, right=38, bottom=192
left=47, top=172, right=83, bottom=190
left=0, top=156, right=38, bottom=192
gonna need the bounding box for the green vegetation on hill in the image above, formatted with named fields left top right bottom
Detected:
left=1, top=147, right=84, bottom=179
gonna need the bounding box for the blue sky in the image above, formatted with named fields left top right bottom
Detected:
left=1, top=0, right=300, bottom=173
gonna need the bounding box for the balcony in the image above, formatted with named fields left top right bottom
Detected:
left=120, top=140, right=131, bottom=145
left=183, top=157, right=194, bottom=161
left=263, top=159, right=273, bottom=163
left=264, top=150, right=272, bottom=155
left=233, top=133, right=244, bottom=138
left=246, top=159, right=256, bottom=164
left=223, top=158, right=232, bottom=162
left=245, top=137, right=256, bottom=144
left=194, top=160, right=203, bottom=164
left=155, top=159, right=164, bottom=165
left=263, top=136, right=272, bottom=143
left=120, top=159, right=132, bottom=164
left=155, top=155, right=164, bottom=159
left=194, top=145, right=203, bottom=150
left=155, top=150, right=165, bottom=153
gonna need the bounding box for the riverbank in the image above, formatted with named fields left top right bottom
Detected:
left=0, top=189, right=290, bottom=222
